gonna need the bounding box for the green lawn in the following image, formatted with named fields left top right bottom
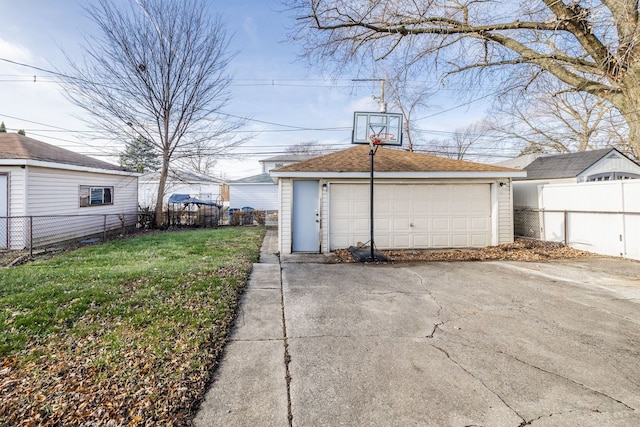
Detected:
left=0, top=227, right=266, bottom=426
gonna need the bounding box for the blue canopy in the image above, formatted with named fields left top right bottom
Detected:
left=168, top=194, right=222, bottom=208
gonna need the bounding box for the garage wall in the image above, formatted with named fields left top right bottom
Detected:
left=496, top=180, right=515, bottom=245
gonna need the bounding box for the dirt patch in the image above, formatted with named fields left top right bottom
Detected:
left=334, top=239, right=592, bottom=263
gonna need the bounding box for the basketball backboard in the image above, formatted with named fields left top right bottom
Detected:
left=352, top=111, right=403, bottom=146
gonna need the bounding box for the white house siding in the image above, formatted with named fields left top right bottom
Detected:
left=539, top=180, right=640, bottom=259
left=496, top=180, right=515, bottom=245
left=229, top=184, right=278, bottom=210
left=278, top=179, right=293, bottom=254
left=576, top=153, right=640, bottom=181
left=0, top=167, right=27, bottom=217
left=0, top=167, right=26, bottom=249
left=20, top=166, right=139, bottom=248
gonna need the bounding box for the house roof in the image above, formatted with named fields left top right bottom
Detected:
left=0, top=133, right=128, bottom=172
left=272, top=145, right=521, bottom=175
left=518, top=148, right=630, bottom=180
left=229, top=173, right=274, bottom=184
left=140, top=169, right=225, bottom=184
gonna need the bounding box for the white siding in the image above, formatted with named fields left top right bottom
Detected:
left=26, top=166, right=138, bottom=216
left=578, top=152, right=640, bottom=181
left=0, top=166, right=138, bottom=249
left=496, top=180, right=514, bottom=245
left=0, top=167, right=27, bottom=216
left=229, top=183, right=278, bottom=210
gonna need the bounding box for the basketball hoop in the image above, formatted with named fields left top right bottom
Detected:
left=369, top=132, right=395, bottom=145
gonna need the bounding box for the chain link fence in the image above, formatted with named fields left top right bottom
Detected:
left=514, top=207, right=543, bottom=239
left=1, top=207, right=275, bottom=260
left=1, top=213, right=141, bottom=255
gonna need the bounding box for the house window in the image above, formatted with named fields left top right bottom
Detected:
left=80, top=186, right=113, bottom=207
left=587, top=172, right=640, bottom=182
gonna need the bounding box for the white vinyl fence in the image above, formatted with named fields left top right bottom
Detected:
left=538, top=180, right=640, bottom=260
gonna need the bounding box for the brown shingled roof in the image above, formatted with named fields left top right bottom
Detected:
left=274, top=145, right=517, bottom=173
left=0, top=133, right=127, bottom=171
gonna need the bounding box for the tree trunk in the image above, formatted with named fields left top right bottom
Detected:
left=154, top=158, right=169, bottom=228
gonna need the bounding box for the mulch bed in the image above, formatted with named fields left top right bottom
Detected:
left=334, top=239, right=591, bottom=263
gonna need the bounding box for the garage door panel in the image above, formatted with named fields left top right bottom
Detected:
left=413, top=218, right=430, bottom=229
left=452, top=218, right=469, bottom=230
left=432, top=234, right=450, bottom=247
left=330, top=183, right=491, bottom=250
left=432, top=217, right=450, bottom=231
left=471, top=218, right=490, bottom=230
left=413, top=234, right=431, bottom=247
left=431, top=200, right=449, bottom=214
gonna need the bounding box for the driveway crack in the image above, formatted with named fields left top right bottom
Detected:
left=499, top=351, right=635, bottom=411
left=430, top=344, right=528, bottom=425
left=405, top=269, right=445, bottom=339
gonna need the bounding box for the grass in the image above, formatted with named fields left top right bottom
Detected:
left=0, top=226, right=266, bottom=426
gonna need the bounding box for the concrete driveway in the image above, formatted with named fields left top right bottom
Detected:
left=194, top=232, right=640, bottom=426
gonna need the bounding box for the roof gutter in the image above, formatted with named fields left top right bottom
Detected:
left=0, top=159, right=140, bottom=177
left=270, top=170, right=527, bottom=181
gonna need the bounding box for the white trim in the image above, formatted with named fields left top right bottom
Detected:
left=0, top=159, right=139, bottom=177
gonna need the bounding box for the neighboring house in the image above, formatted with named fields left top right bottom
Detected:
left=259, top=154, right=316, bottom=174
left=228, top=173, right=278, bottom=211
left=270, top=145, right=525, bottom=254
left=138, top=169, right=228, bottom=209
left=0, top=133, right=139, bottom=249
left=507, top=148, right=640, bottom=209
left=228, top=154, right=315, bottom=211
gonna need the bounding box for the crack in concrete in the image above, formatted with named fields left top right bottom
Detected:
left=405, top=269, right=447, bottom=339
left=500, top=351, right=635, bottom=411
left=430, top=344, right=528, bottom=426
left=278, top=256, right=293, bottom=427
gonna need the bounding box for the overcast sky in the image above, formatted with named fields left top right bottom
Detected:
left=0, top=0, right=492, bottom=179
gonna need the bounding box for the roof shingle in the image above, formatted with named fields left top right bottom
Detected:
left=273, top=145, right=518, bottom=173
left=0, top=133, right=127, bottom=171
left=520, top=148, right=624, bottom=180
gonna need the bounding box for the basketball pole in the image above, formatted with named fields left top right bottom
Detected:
left=369, top=141, right=376, bottom=261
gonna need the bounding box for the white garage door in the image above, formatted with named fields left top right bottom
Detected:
left=329, top=183, right=491, bottom=250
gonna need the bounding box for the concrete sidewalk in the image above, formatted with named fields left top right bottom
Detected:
left=194, top=230, right=640, bottom=426
left=193, top=229, right=289, bottom=426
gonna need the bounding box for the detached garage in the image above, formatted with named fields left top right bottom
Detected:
left=271, top=145, right=525, bottom=254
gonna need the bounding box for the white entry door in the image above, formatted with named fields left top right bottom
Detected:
left=0, top=175, right=7, bottom=249
left=292, top=180, right=319, bottom=252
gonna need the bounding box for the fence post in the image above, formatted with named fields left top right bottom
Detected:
left=103, top=215, right=107, bottom=242
left=29, top=216, right=33, bottom=257
left=563, top=210, right=568, bottom=247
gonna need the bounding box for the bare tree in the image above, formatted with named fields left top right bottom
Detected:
left=383, top=70, right=432, bottom=152
left=419, top=120, right=492, bottom=161
left=60, top=0, right=243, bottom=227
left=287, top=0, right=640, bottom=158
left=489, top=77, right=627, bottom=154
left=285, top=140, right=333, bottom=156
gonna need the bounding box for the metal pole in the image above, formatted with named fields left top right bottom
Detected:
left=29, top=216, right=33, bottom=258
left=563, top=210, right=568, bottom=246
left=370, top=145, right=375, bottom=261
